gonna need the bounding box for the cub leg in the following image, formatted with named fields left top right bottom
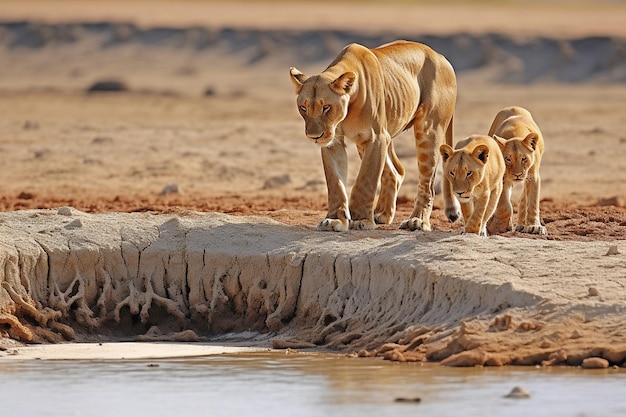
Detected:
left=318, top=138, right=350, bottom=232
left=487, top=180, right=514, bottom=234
left=464, top=192, right=489, bottom=236
left=482, top=183, right=503, bottom=236
left=516, top=173, right=547, bottom=235
left=349, top=134, right=389, bottom=230
left=375, top=141, right=405, bottom=224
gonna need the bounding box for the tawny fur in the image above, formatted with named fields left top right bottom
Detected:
left=290, top=40, right=458, bottom=232
left=486, top=106, right=547, bottom=235
left=440, top=135, right=505, bottom=236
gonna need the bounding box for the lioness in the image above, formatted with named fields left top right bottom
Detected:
left=486, top=106, right=547, bottom=235
left=289, top=40, right=459, bottom=232
left=440, top=135, right=505, bottom=236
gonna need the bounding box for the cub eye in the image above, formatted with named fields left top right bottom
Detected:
left=448, top=171, right=455, bottom=178
left=322, top=105, right=331, bottom=114
left=521, top=157, right=527, bottom=163
left=466, top=171, right=473, bottom=178
left=299, top=105, right=307, bottom=113
left=505, top=157, right=512, bottom=164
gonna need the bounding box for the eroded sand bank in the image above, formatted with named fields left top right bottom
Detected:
left=1, top=208, right=625, bottom=366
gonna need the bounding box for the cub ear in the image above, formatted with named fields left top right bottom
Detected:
left=330, top=72, right=357, bottom=95
left=492, top=135, right=507, bottom=153
left=289, top=67, right=308, bottom=94
left=472, top=144, right=490, bottom=164
left=522, top=133, right=539, bottom=151
left=439, top=144, right=454, bottom=163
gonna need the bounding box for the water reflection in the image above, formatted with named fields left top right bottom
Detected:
left=1, top=351, right=625, bottom=417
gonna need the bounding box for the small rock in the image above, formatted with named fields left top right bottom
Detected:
left=262, top=174, right=291, bottom=189
left=394, top=397, right=421, bottom=403
left=571, top=329, right=584, bottom=339
left=65, top=219, right=83, bottom=229
left=17, top=191, right=34, bottom=200
left=147, top=363, right=160, bottom=368
left=581, top=357, right=609, bottom=369
left=605, top=245, right=620, bottom=256
left=57, top=206, right=73, bottom=216
left=160, top=183, right=179, bottom=196
left=596, top=196, right=624, bottom=208
left=23, top=120, right=40, bottom=130
left=92, top=136, right=114, bottom=145
left=504, top=386, right=531, bottom=399
left=588, top=287, right=600, bottom=297
left=87, top=80, right=129, bottom=93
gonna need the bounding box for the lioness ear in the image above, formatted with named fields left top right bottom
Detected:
left=492, top=135, right=507, bottom=153
left=330, top=72, right=357, bottom=95
left=289, top=67, right=308, bottom=94
left=523, top=133, right=539, bottom=151
left=472, top=144, right=490, bottom=164
left=440, top=144, right=454, bottom=162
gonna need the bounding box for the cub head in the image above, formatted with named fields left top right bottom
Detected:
left=493, top=133, right=538, bottom=182
left=289, top=67, right=356, bottom=146
left=440, top=141, right=490, bottom=202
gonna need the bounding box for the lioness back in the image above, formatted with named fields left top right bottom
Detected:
left=440, top=135, right=505, bottom=236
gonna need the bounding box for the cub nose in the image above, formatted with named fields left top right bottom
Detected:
left=307, top=132, right=324, bottom=140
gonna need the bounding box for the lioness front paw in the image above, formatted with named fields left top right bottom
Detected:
left=516, top=224, right=547, bottom=235
left=399, top=217, right=431, bottom=232
left=350, top=219, right=377, bottom=230
left=317, top=218, right=349, bottom=232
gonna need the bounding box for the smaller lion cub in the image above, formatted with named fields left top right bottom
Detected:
left=486, top=106, right=546, bottom=235
left=440, top=135, right=505, bottom=236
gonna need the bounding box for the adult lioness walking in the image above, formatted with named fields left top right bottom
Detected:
left=290, top=40, right=459, bottom=232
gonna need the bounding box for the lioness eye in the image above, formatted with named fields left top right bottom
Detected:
left=322, top=105, right=331, bottom=113
left=449, top=171, right=455, bottom=178
left=299, top=105, right=307, bottom=113
left=505, top=157, right=512, bottom=164
left=521, top=157, right=527, bottom=162
left=466, top=171, right=473, bottom=178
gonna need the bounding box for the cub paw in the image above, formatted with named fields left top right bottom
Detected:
left=317, top=218, right=349, bottom=232
left=374, top=211, right=394, bottom=225
left=516, top=224, right=547, bottom=235
left=445, top=206, right=461, bottom=223
left=350, top=219, right=377, bottom=230
left=399, top=217, right=431, bottom=232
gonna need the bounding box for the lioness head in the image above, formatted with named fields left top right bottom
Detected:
left=289, top=67, right=357, bottom=146
left=440, top=141, right=491, bottom=202
left=493, top=133, right=538, bottom=182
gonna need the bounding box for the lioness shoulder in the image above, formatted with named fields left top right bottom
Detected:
left=440, top=135, right=505, bottom=236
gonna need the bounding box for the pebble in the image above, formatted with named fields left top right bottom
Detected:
left=581, top=357, right=609, bottom=369
left=57, top=206, right=73, bottom=216
left=504, top=386, right=531, bottom=399
left=605, top=245, right=620, bottom=256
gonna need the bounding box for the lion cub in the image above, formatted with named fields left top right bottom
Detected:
left=486, top=106, right=546, bottom=235
left=440, top=135, right=505, bottom=236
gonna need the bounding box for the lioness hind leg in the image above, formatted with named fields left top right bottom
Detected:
left=375, top=142, right=405, bottom=224
left=399, top=123, right=441, bottom=232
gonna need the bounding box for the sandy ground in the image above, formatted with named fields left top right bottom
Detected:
left=0, top=1, right=625, bottom=363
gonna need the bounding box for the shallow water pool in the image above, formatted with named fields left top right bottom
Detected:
left=1, top=351, right=625, bottom=417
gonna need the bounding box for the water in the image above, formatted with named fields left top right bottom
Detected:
left=1, top=351, right=625, bottom=417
